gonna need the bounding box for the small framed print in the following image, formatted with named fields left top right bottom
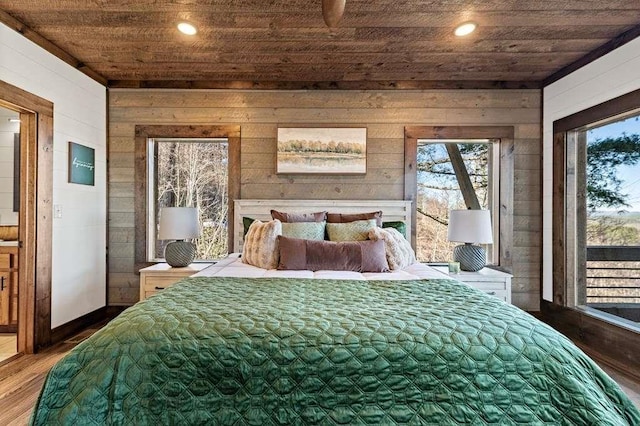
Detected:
left=68, top=142, right=95, bottom=186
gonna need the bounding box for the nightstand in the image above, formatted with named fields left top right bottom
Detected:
left=139, top=263, right=213, bottom=301
left=430, top=265, right=512, bottom=303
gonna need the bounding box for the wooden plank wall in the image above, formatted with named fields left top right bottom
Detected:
left=108, top=89, right=541, bottom=310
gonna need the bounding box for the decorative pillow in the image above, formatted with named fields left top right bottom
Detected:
left=382, top=221, right=406, bottom=238
left=326, top=211, right=383, bottom=227
left=278, top=236, right=389, bottom=272
left=242, top=216, right=256, bottom=237
left=242, top=219, right=282, bottom=269
left=326, top=219, right=377, bottom=242
left=271, top=210, right=327, bottom=223
left=368, top=227, right=416, bottom=270
left=281, top=221, right=326, bottom=241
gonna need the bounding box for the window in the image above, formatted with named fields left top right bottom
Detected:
left=147, top=138, right=229, bottom=261
left=415, top=140, right=499, bottom=262
left=404, top=126, right=513, bottom=270
left=563, top=110, right=640, bottom=324
left=134, top=125, right=240, bottom=268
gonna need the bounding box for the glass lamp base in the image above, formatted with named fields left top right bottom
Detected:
left=165, top=241, right=195, bottom=267
left=453, top=244, right=485, bottom=272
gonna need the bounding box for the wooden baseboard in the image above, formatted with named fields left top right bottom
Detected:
left=48, top=306, right=125, bottom=348
left=0, top=353, right=22, bottom=368
left=539, top=301, right=640, bottom=379
left=0, top=325, right=17, bottom=333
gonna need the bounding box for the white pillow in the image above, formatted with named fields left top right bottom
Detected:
left=368, top=227, right=416, bottom=270
left=242, top=219, right=282, bottom=269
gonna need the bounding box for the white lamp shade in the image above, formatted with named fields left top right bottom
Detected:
left=158, top=207, right=200, bottom=240
left=447, top=209, right=493, bottom=244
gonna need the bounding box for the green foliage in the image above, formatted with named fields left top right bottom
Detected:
left=587, top=215, right=640, bottom=246
left=587, top=133, right=640, bottom=211
left=415, top=142, right=491, bottom=261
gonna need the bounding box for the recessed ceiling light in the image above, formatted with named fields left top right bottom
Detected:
left=454, top=21, right=477, bottom=37
left=177, top=22, right=197, bottom=35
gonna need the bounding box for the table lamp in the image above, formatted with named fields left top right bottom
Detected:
left=447, top=209, right=493, bottom=272
left=158, top=207, right=200, bottom=267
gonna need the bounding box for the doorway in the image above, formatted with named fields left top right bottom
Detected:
left=0, top=105, right=20, bottom=362
left=0, top=79, right=54, bottom=355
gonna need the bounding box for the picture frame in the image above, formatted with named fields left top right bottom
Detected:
left=68, top=141, right=95, bottom=186
left=276, top=127, right=367, bottom=174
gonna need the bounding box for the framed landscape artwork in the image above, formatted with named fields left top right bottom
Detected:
left=276, top=127, right=367, bottom=174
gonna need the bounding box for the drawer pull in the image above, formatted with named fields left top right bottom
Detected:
left=1, top=276, right=4, bottom=291
left=155, top=286, right=165, bottom=290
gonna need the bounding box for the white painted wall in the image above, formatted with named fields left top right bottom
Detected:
left=0, top=106, right=19, bottom=225
left=543, top=36, right=640, bottom=301
left=0, top=23, right=107, bottom=327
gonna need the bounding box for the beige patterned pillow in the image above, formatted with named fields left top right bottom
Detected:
left=281, top=222, right=326, bottom=240
left=368, top=227, right=416, bottom=270
left=326, top=219, right=377, bottom=242
left=242, top=219, right=282, bottom=269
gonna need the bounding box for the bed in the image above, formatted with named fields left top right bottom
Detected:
left=30, top=201, right=640, bottom=425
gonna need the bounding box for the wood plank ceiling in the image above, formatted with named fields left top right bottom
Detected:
left=1, top=0, right=640, bottom=89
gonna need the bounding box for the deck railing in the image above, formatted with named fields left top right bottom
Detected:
left=586, top=247, right=640, bottom=304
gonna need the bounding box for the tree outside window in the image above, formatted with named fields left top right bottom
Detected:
left=416, top=141, right=496, bottom=263
left=150, top=138, right=228, bottom=261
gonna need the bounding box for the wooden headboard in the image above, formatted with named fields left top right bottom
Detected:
left=233, top=199, right=412, bottom=253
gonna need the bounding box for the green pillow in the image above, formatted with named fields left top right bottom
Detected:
left=281, top=222, right=326, bottom=241
left=382, top=221, right=406, bottom=238
left=242, top=217, right=255, bottom=237
left=326, top=219, right=377, bottom=242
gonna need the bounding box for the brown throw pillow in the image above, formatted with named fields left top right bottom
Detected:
left=270, top=210, right=327, bottom=223
left=278, top=236, right=389, bottom=272
left=326, top=211, right=383, bottom=227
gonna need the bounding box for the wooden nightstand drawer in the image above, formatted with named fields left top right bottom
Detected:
left=480, top=289, right=509, bottom=302
left=143, top=276, right=187, bottom=290
left=139, top=263, right=213, bottom=301
left=428, top=265, right=513, bottom=304
left=463, top=280, right=509, bottom=292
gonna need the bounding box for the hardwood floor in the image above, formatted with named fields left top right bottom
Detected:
left=0, top=323, right=105, bottom=425
left=0, top=334, right=17, bottom=364
left=0, top=321, right=638, bottom=425
left=600, top=364, right=640, bottom=408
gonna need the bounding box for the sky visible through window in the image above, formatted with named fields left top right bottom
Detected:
left=587, top=115, right=640, bottom=212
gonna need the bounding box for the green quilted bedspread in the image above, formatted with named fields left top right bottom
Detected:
left=31, top=277, right=640, bottom=425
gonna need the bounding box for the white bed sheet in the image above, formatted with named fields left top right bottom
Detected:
left=192, top=253, right=449, bottom=281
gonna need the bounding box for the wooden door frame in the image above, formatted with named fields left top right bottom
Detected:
left=0, top=80, right=53, bottom=354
